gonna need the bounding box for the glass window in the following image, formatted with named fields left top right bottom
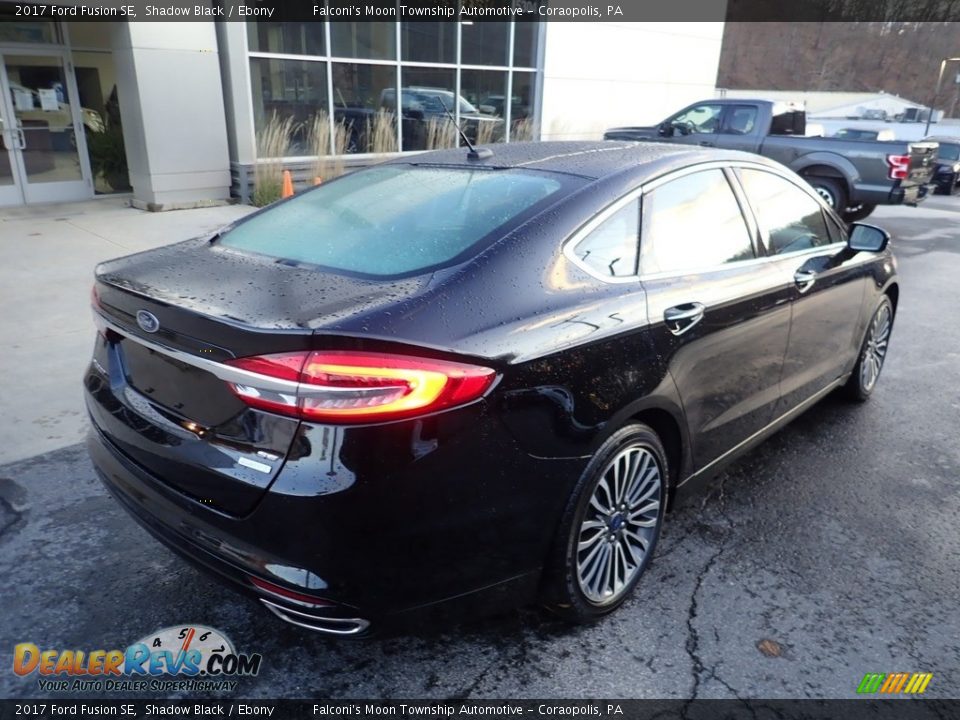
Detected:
left=330, top=22, right=396, bottom=60
left=640, top=170, right=754, bottom=275
left=510, top=71, right=536, bottom=140
left=401, top=22, right=454, bottom=63
left=247, top=21, right=324, bottom=56
left=722, top=105, right=757, bottom=135
left=572, top=202, right=640, bottom=279
left=668, top=103, right=724, bottom=135
left=219, top=166, right=565, bottom=278
left=461, top=69, right=507, bottom=144
left=332, top=63, right=397, bottom=154
left=249, top=58, right=328, bottom=155
left=513, top=21, right=539, bottom=68
left=739, top=170, right=833, bottom=255
left=938, top=143, right=960, bottom=161
left=0, top=19, right=57, bottom=44
left=396, top=67, right=457, bottom=151
left=824, top=212, right=847, bottom=245
left=461, top=22, right=509, bottom=66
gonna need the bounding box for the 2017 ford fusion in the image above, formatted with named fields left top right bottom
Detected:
left=86, top=141, right=897, bottom=635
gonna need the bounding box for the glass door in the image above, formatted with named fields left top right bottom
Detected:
left=0, top=50, right=93, bottom=206
left=0, top=66, right=20, bottom=206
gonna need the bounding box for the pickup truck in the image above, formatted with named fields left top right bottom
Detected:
left=604, top=99, right=938, bottom=222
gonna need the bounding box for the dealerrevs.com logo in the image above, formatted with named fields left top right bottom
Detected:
left=13, top=625, right=262, bottom=693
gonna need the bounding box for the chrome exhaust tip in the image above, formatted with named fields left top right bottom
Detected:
left=260, top=599, right=370, bottom=636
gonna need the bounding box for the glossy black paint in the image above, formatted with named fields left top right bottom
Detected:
left=85, top=142, right=898, bottom=631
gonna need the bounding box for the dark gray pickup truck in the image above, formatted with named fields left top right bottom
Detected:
left=604, top=98, right=939, bottom=221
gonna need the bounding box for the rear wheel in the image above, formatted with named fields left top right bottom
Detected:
left=808, top=176, right=848, bottom=213
left=844, top=296, right=893, bottom=401
left=543, top=423, right=667, bottom=623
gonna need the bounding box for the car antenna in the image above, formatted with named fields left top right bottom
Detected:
left=440, top=100, right=493, bottom=160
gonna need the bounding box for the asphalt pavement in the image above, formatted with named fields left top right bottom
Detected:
left=1, top=197, right=958, bottom=700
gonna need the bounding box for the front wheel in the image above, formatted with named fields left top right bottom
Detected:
left=844, top=296, right=894, bottom=401
left=543, top=423, right=668, bottom=623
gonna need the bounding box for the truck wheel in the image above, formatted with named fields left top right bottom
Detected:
left=808, top=177, right=847, bottom=212
left=843, top=203, right=876, bottom=223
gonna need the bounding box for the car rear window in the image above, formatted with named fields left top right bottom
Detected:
left=218, top=165, right=564, bottom=278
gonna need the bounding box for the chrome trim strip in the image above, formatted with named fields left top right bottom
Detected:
left=679, top=376, right=845, bottom=488
left=238, top=457, right=272, bottom=474
left=637, top=242, right=847, bottom=283
left=260, top=599, right=371, bottom=635
left=562, top=186, right=645, bottom=285
left=99, top=315, right=403, bottom=398
left=562, top=158, right=848, bottom=286
left=99, top=315, right=302, bottom=394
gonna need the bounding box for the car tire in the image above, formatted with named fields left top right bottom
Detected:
left=808, top=177, right=848, bottom=212
left=843, top=203, right=877, bottom=223
left=843, top=295, right=894, bottom=402
left=542, top=423, right=668, bottom=623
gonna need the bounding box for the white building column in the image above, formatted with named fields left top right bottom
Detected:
left=112, top=21, right=231, bottom=210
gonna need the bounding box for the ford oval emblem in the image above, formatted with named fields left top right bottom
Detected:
left=136, top=310, right=160, bottom=334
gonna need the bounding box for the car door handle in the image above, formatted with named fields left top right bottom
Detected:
left=698, top=141, right=714, bottom=147
left=794, top=269, right=816, bottom=293
left=664, top=302, right=705, bottom=336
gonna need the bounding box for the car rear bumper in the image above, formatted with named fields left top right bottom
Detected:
left=86, top=391, right=575, bottom=631
left=853, top=181, right=933, bottom=207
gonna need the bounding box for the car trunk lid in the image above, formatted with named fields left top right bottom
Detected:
left=87, top=240, right=429, bottom=516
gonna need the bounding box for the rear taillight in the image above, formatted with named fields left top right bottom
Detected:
left=224, top=351, right=496, bottom=424
left=886, top=154, right=910, bottom=180
left=91, top=285, right=107, bottom=336
left=248, top=576, right=333, bottom=608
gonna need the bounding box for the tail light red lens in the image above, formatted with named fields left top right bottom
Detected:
left=248, top=576, right=333, bottom=608
left=886, top=154, right=911, bottom=180
left=91, top=285, right=107, bottom=336
left=224, top=351, right=496, bottom=423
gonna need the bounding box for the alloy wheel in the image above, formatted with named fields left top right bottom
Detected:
left=860, top=303, right=892, bottom=392
left=576, top=445, right=662, bottom=605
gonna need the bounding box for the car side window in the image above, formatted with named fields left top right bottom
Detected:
left=739, top=169, right=833, bottom=255
left=721, top=106, right=758, bottom=135
left=571, top=200, right=640, bottom=279
left=639, top=169, right=755, bottom=275
left=824, top=212, right=847, bottom=244
left=670, top=104, right=724, bottom=135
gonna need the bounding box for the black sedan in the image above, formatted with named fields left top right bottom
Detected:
left=924, top=136, right=960, bottom=195
left=86, top=141, right=898, bottom=635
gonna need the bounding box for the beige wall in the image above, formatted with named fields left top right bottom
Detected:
left=540, top=22, right=726, bottom=140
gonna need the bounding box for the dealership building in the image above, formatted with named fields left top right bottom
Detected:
left=0, top=9, right=725, bottom=209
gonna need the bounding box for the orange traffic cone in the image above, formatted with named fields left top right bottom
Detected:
left=281, top=170, right=294, bottom=198
left=313, top=176, right=323, bottom=186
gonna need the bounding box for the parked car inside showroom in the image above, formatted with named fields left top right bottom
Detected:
left=86, top=141, right=897, bottom=635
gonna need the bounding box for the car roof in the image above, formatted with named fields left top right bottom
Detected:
left=924, top=136, right=960, bottom=143
left=393, top=141, right=771, bottom=181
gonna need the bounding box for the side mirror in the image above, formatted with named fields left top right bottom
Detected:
left=848, top=223, right=890, bottom=253
left=658, top=122, right=674, bottom=138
